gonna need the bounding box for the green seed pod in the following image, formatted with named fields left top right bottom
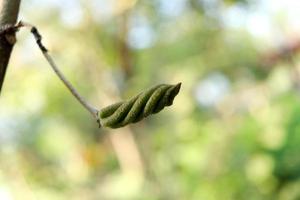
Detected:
left=99, top=83, right=181, bottom=128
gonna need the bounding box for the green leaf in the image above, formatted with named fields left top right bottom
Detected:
left=99, top=83, right=181, bottom=128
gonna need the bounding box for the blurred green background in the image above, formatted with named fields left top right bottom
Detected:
left=1, top=0, right=300, bottom=199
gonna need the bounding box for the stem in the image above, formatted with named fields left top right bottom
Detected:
left=42, top=51, right=99, bottom=117
left=19, top=21, right=100, bottom=125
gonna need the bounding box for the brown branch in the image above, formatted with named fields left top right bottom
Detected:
left=0, top=0, right=21, bottom=93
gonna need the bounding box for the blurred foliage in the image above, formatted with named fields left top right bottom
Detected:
left=1, top=0, right=300, bottom=199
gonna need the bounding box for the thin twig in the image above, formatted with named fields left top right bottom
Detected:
left=18, top=21, right=101, bottom=127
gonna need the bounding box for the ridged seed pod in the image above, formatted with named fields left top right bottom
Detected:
left=99, top=83, right=181, bottom=128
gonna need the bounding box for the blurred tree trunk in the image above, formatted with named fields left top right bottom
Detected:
left=118, top=11, right=132, bottom=79
left=0, top=0, right=21, bottom=93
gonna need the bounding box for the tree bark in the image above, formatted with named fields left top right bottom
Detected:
left=0, top=0, right=21, bottom=93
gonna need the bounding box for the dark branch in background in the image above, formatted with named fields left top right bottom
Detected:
left=0, top=0, right=21, bottom=94
left=262, top=39, right=300, bottom=66
left=261, top=39, right=300, bottom=89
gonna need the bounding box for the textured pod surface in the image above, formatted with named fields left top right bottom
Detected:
left=99, top=83, right=181, bottom=128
